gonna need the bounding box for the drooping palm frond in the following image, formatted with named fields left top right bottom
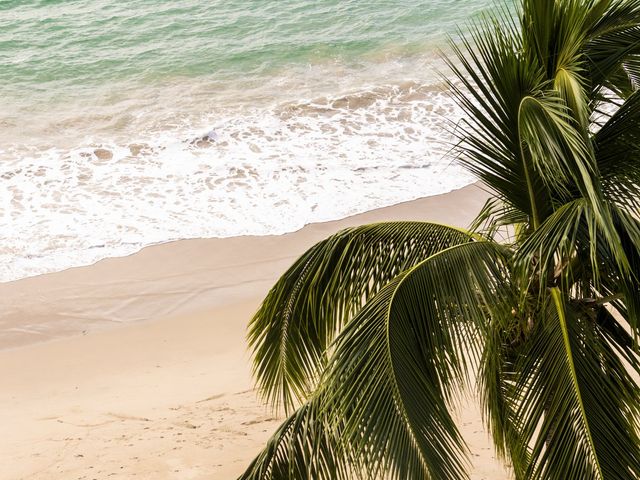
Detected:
left=517, top=91, right=594, bottom=198
left=248, top=222, right=474, bottom=412
left=584, top=0, right=640, bottom=97
left=238, top=399, right=358, bottom=480
left=506, top=289, right=640, bottom=480
left=593, top=89, right=640, bottom=207
left=323, top=241, right=512, bottom=480
left=242, top=240, right=513, bottom=480
left=513, top=198, right=596, bottom=291
left=597, top=205, right=640, bottom=334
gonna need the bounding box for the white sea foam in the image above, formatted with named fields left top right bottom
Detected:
left=0, top=81, right=475, bottom=282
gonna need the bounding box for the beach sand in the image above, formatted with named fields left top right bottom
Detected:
left=0, top=183, right=512, bottom=479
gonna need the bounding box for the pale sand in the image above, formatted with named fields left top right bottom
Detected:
left=0, top=183, right=511, bottom=479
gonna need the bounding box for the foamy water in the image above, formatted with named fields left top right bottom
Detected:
left=0, top=0, right=491, bottom=282
left=1, top=80, right=474, bottom=281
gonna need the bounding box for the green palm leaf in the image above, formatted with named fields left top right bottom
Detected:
left=594, top=90, right=640, bottom=206
left=325, top=241, right=511, bottom=480
left=445, top=19, right=549, bottom=225
left=248, top=222, right=474, bottom=412
left=478, top=302, right=532, bottom=476
left=508, top=288, right=640, bottom=479
left=517, top=91, right=592, bottom=195
left=584, top=0, right=640, bottom=97
left=242, top=240, right=512, bottom=480
left=238, top=400, right=357, bottom=480
left=598, top=206, right=640, bottom=334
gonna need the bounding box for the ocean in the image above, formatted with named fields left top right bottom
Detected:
left=0, top=0, right=493, bottom=282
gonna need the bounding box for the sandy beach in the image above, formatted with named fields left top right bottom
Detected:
left=0, top=183, right=512, bottom=479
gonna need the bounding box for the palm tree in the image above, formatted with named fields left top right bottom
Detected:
left=239, top=1, right=640, bottom=478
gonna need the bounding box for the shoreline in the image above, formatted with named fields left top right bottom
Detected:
left=2, top=176, right=473, bottom=285
left=0, top=182, right=486, bottom=351
left=2, top=75, right=472, bottom=285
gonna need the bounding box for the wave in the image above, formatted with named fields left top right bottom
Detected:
left=0, top=80, right=475, bottom=282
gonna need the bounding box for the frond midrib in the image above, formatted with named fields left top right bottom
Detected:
left=550, top=288, right=604, bottom=480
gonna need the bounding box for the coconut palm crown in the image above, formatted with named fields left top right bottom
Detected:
left=239, top=1, right=640, bottom=479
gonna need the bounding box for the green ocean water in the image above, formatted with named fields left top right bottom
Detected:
left=1, top=0, right=492, bottom=98
left=1, top=0, right=496, bottom=282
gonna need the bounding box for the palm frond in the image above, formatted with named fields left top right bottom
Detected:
left=517, top=91, right=592, bottom=197
left=521, top=0, right=589, bottom=79
left=244, top=240, right=511, bottom=480
left=445, top=27, right=550, bottom=227
left=514, top=199, right=590, bottom=295
left=584, top=0, right=640, bottom=96
left=598, top=205, right=640, bottom=337
left=470, top=197, right=527, bottom=241
left=509, top=289, right=640, bottom=479
left=478, top=301, right=532, bottom=477
left=554, top=66, right=590, bottom=127
left=593, top=305, right=640, bottom=380
left=248, top=222, right=474, bottom=412
left=321, top=240, right=512, bottom=480
left=593, top=89, right=640, bottom=207
left=238, top=399, right=357, bottom=480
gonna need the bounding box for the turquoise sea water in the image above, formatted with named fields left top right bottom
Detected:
left=0, top=0, right=493, bottom=281
left=2, top=1, right=489, bottom=96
